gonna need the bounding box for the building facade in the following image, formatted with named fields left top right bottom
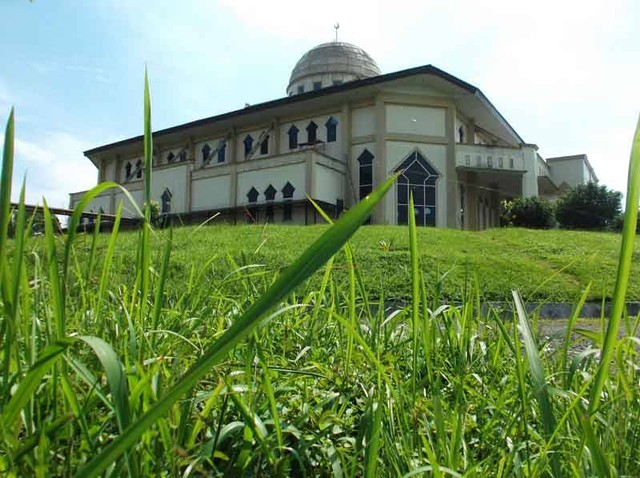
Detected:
left=70, top=41, right=596, bottom=229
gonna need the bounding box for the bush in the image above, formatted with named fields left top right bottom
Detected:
left=501, top=197, right=555, bottom=229
left=556, top=182, right=621, bottom=230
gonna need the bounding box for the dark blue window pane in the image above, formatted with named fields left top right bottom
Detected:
left=426, top=186, right=436, bottom=206
left=218, top=143, right=226, bottom=163
left=397, top=205, right=408, bottom=225
left=360, top=165, right=372, bottom=185
left=397, top=184, right=408, bottom=204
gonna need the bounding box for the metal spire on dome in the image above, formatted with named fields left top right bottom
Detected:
left=333, top=23, right=339, bottom=42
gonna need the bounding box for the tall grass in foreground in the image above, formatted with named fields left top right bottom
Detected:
left=0, top=85, right=639, bottom=477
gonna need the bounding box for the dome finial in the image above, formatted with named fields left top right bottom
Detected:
left=333, top=23, right=340, bottom=42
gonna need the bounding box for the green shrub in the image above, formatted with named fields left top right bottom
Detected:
left=556, top=182, right=622, bottom=230
left=501, top=196, right=555, bottom=229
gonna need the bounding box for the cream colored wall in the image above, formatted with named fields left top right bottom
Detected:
left=384, top=142, right=448, bottom=226
left=152, top=164, right=189, bottom=213
left=103, top=160, right=117, bottom=182
left=83, top=193, right=112, bottom=214
left=351, top=106, right=375, bottom=137
left=385, top=105, right=446, bottom=136
left=194, top=136, right=227, bottom=167
left=313, top=163, right=344, bottom=204
left=191, top=175, right=231, bottom=211
left=549, top=159, right=586, bottom=188
left=237, top=126, right=271, bottom=161
left=278, top=113, right=342, bottom=160
left=237, top=162, right=306, bottom=205
left=114, top=189, right=143, bottom=218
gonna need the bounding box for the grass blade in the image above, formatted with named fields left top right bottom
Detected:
left=590, top=113, right=640, bottom=412
left=0, top=108, right=14, bottom=291
left=77, top=173, right=399, bottom=477
left=513, top=290, right=560, bottom=476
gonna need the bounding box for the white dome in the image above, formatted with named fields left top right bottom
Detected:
left=287, top=42, right=381, bottom=96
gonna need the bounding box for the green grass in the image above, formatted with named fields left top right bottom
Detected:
left=62, top=223, right=639, bottom=304
left=1, top=84, right=640, bottom=477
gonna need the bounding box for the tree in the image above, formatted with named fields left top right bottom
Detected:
left=501, top=197, right=555, bottom=229
left=556, top=182, right=621, bottom=230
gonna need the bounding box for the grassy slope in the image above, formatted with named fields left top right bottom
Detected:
left=80, top=223, right=637, bottom=303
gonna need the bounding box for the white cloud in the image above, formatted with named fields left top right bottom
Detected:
left=9, top=132, right=97, bottom=208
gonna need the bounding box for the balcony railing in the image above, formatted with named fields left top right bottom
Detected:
left=456, top=144, right=525, bottom=172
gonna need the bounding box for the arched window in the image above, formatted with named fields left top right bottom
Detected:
left=260, top=135, right=269, bottom=155
left=179, top=150, right=187, bottom=162
left=458, top=126, right=465, bottom=143
left=306, top=121, right=318, bottom=143
left=217, top=141, right=226, bottom=163
left=282, top=182, right=295, bottom=221
left=247, top=187, right=259, bottom=203
left=202, top=144, right=211, bottom=165
left=395, top=151, right=439, bottom=227
left=167, top=152, right=175, bottom=163
left=264, top=184, right=277, bottom=201
left=135, top=159, right=143, bottom=179
left=243, top=135, right=254, bottom=158
left=357, top=149, right=374, bottom=200
left=325, top=117, right=338, bottom=143
left=161, top=188, right=172, bottom=214
left=288, top=125, right=299, bottom=150
left=124, top=162, right=132, bottom=180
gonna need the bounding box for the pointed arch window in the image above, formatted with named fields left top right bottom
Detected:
left=306, top=121, right=318, bottom=143
left=135, top=159, right=143, bottom=179
left=125, top=162, right=132, bottom=180
left=243, top=135, right=254, bottom=158
left=161, top=188, right=172, bottom=214
left=167, top=152, right=175, bottom=163
left=282, top=182, right=295, bottom=199
left=217, top=141, right=226, bottom=163
left=395, top=151, right=439, bottom=227
left=288, top=125, right=299, bottom=150
left=260, top=135, right=269, bottom=155
left=264, top=184, right=277, bottom=201
left=325, top=117, right=338, bottom=143
left=202, top=143, right=212, bottom=165
left=282, top=182, right=295, bottom=221
left=179, top=150, right=187, bottom=162
left=247, top=187, right=259, bottom=203
left=357, top=149, right=374, bottom=200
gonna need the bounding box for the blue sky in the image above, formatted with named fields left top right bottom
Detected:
left=1, top=0, right=639, bottom=208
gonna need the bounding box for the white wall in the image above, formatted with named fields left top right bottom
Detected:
left=313, top=163, right=344, bottom=204
left=278, top=112, right=342, bottom=160
left=152, top=164, right=189, bottom=213
left=351, top=106, right=375, bottom=137
left=192, top=175, right=231, bottom=210
left=194, top=136, right=227, bottom=167
left=385, top=105, right=446, bottom=136
left=237, top=162, right=306, bottom=205
left=114, top=189, right=144, bottom=218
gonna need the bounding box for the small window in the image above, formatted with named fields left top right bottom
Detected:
left=264, top=184, right=277, bottom=201
left=283, top=202, right=293, bottom=221
left=247, top=187, right=259, bottom=203
left=458, top=126, right=465, bottom=143
left=244, top=135, right=254, bottom=158
left=217, top=142, right=226, bottom=163
left=260, top=135, right=269, bottom=155
left=313, top=81, right=322, bottom=91
left=509, top=157, right=515, bottom=169
left=282, top=181, right=295, bottom=199
left=161, top=188, right=172, bottom=214
left=167, top=152, right=175, bottom=163
left=125, top=162, right=132, bottom=180
left=135, top=160, right=142, bottom=179
left=202, top=143, right=211, bottom=165
left=332, top=79, right=343, bottom=86
left=306, top=121, right=318, bottom=143
left=325, top=116, right=338, bottom=143
left=287, top=125, right=299, bottom=150
left=297, top=85, right=305, bottom=94
left=179, top=150, right=187, bottom=162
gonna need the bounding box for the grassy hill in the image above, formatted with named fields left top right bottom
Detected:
left=83, top=224, right=638, bottom=303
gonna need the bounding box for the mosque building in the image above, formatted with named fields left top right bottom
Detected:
left=70, top=39, right=597, bottom=229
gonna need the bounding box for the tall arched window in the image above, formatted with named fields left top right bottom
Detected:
left=288, top=125, right=299, bottom=150
left=357, top=149, right=374, bottom=200
left=135, top=159, right=142, bottom=179
left=306, top=121, right=318, bottom=143
left=202, top=143, right=212, bottom=165
left=325, top=117, right=338, bottom=143
left=243, top=135, right=254, bottom=158
left=217, top=141, right=226, bottom=163
left=124, top=162, right=132, bottom=180
left=395, top=151, right=439, bottom=226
